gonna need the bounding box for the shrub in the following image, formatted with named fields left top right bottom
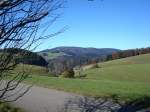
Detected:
left=61, top=69, right=75, bottom=78
left=76, top=74, right=87, bottom=78
left=0, top=102, right=23, bottom=112
left=90, top=63, right=99, bottom=69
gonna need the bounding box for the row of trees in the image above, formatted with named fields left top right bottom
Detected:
left=107, top=47, right=150, bottom=61
left=0, top=48, right=48, bottom=67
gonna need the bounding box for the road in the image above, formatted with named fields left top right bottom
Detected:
left=12, top=86, right=74, bottom=112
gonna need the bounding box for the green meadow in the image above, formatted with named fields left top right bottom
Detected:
left=15, top=54, right=150, bottom=100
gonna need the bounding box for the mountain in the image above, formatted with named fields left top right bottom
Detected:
left=0, top=47, right=120, bottom=76
left=39, top=46, right=120, bottom=60
left=38, top=47, right=120, bottom=75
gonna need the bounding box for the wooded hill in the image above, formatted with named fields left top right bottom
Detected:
left=2, top=47, right=150, bottom=76
left=0, top=48, right=48, bottom=67
left=38, top=47, right=120, bottom=75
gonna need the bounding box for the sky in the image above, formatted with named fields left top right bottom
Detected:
left=37, top=0, right=150, bottom=51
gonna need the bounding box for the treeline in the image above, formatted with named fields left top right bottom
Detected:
left=0, top=48, right=48, bottom=67
left=47, top=47, right=150, bottom=76
left=106, top=47, right=150, bottom=60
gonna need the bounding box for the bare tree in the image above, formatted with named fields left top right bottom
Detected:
left=0, top=0, right=65, bottom=102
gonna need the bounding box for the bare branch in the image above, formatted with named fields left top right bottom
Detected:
left=0, top=0, right=65, bottom=102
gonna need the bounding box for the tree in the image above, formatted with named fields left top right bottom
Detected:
left=0, top=0, right=64, bottom=102
left=61, top=68, right=75, bottom=78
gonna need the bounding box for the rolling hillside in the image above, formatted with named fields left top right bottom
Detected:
left=20, top=53, right=150, bottom=100
left=83, top=53, right=150, bottom=83
left=14, top=64, right=50, bottom=76
left=38, top=47, right=120, bottom=75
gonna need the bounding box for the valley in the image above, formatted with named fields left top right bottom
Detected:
left=13, top=53, right=150, bottom=100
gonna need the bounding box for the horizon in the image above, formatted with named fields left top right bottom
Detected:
left=35, top=0, right=150, bottom=51
left=37, top=45, right=150, bottom=52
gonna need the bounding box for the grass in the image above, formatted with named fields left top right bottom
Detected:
left=14, top=64, right=51, bottom=76
left=47, top=52, right=65, bottom=58
left=98, top=53, right=150, bottom=67
left=83, top=53, right=150, bottom=82
left=39, top=52, right=65, bottom=59
left=12, top=53, right=150, bottom=100
left=25, top=75, right=150, bottom=100
left=84, top=64, right=150, bottom=83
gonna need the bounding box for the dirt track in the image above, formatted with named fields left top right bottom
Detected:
left=12, top=86, right=74, bottom=112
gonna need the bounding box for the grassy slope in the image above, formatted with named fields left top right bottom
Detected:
left=84, top=53, right=150, bottom=82
left=39, top=52, right=65, bottom=60
left=85, top=64, right=150, bottom=82
left=18, top=54, right=150, bottom=100
left=12, top=64, right=51, bottom=76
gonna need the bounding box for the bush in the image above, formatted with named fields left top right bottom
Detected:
left=0, top=102, right=23, bottom=112
left=61, top=69, right=75, bottom=78
left=76, top=74, right=87, bottom=78
left=90, top=63, right=99, bottom=69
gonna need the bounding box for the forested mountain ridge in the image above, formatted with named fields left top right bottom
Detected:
left=39, top=47, right=120, bottom=59
left=38, top=47, right=120, bottom=75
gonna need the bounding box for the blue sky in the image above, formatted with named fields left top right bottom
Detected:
left=37, top=0, right=150, bottom=51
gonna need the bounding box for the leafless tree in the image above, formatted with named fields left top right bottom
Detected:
left=0, top=0, right=65, bottom=102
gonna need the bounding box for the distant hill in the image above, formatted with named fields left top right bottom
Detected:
left=39, top=47, right=120, bottom=60
left=38, top=47, right=120, bottom=75
left=0, top=48, right=48, bottom=67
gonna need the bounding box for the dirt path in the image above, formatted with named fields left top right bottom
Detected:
left=12, top=86, right=74, bottom=112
